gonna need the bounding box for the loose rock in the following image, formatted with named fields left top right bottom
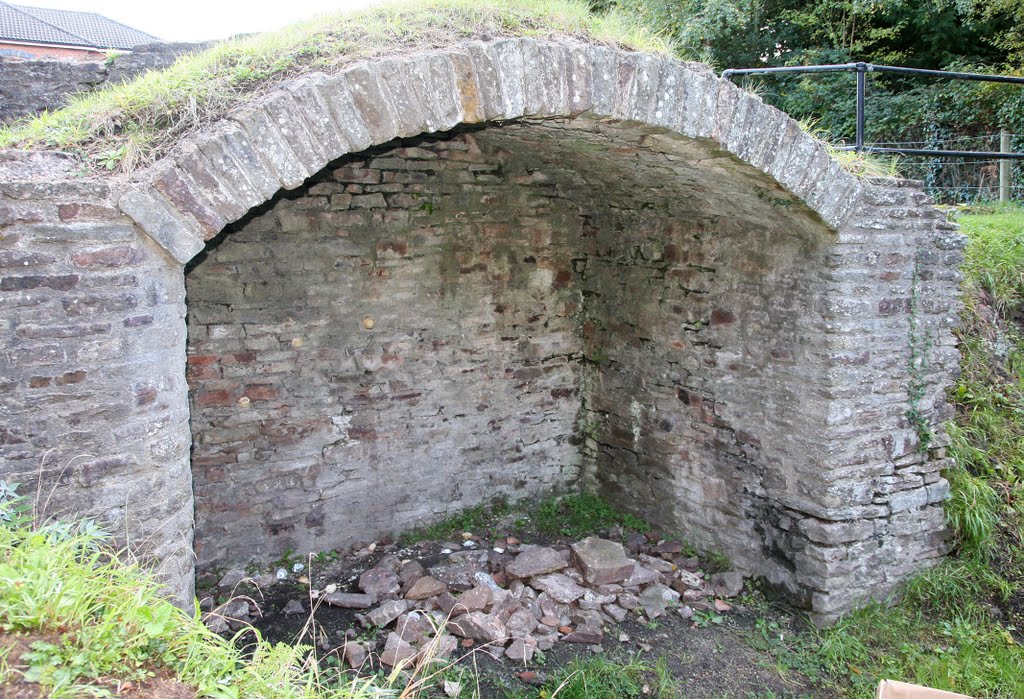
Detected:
left=710, top=571, right=744, bottom=598
left=380, top=632, right=416, bottom=667
left=324, top=592, right=375, bottom=609
left=406, top=575, right=446, bottom=600
left=359, top=567, right=400, bottom=599
left=366, top=599, right=409, bottom=628
left=448, top=611, right=508, bottom=643
left=506, top=546, right=567, bottom=579
left=531, top=573, right=587, bottom=604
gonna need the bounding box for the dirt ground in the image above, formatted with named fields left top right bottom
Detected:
left=199, top=515, right=825, bottom=699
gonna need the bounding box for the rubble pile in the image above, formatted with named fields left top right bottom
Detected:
left=204, top=532, right=746, bottom=669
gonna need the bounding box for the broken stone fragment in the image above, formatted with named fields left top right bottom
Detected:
left=217, top=567, right=248, bottom=589
left=531, top=573, right=587, bottom=604
left=406, top=575, right=447, bottom=600
left=678, top=605, right=694, bottom=620
left=342, top=641, right=368, bottom=668
left=535, top=629, right=558, bottom=651
left=682, top=588, right=706, bottom=602
left=447, top=611, right=508, bottom=643
left=617, top=592, right=639, bottom=610
left=359, top=567, right=401, bottom=599
left=507, top=608, right=539, bottom=639
left=377, top=553, right=403, bottom=573
left=213, top=598, right=251, bottom=630
left=282, top=599, right=305, bottom=616
left=434, top=590, right=458, bottom=616
left=639, top=553, right=676, bottom=574
left=380, top=632, right=417, bottom=667
left=202, top=614, right=230, bottom=634
left=571, top=537, right=635, bottom=585
left=323, top=592, right=376, bottom=609
left=603, top=603, right=628, bottom=623
left=365, top=599, right=409, bottom=628
left=618, top=564, right=659, bottom=589
left=399, top=560, right=426, bottom=589
left=652, top=540, right=683, bottom=555
left=505, top=546, right=567, bottom=579
left=639, top=584, right=679, bottom=619
left=472, top=570, right=504, bottom=593
left=429, top=551, right=489, bottom=591
left=505, top=636, right=538, bottom=662
left=418, top=634, right=458, bottom=665
left=395, top=611, right=436, bottom=644
left=539, top=613, right=560, bottom=627
left=579, top=589, right=617, bottom=611
left=454, top=585, right=492, bottom=614
left=573, top=609, right=605, bottom=629
left=561, top=624, right=604, bottom=644
left=677, top=570, right=704, bottom=590
left=490, top=592, right=523, bottom=623
left=710, top=571, right=744, bottom=598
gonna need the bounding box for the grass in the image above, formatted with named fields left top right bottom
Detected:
left=400, top=498, right=512, bottom=545
left=751, top=205, right=1024, bottom=698
left=532, top=492, right=650, bottom=539
left=0, top=485, right=394, bottom=698
left=0, top=0, right=671, bottom=175
left=945, top=206, right=1024, bottom=558
left=503, top=653, right=672, bottom=699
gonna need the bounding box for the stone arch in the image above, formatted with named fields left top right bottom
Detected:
left=117, top=39, right=864, bottom=263
left=0, top=39, right=962, bottom=625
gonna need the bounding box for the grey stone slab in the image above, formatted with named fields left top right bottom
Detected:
left=376, top=56, right=432, bottom=138
left=117, top=187, right=204, bottom=264
left=316, top=72, right=373, bottom=152
left=464, top=41, right=505, bottom=120
left=229, top=105, right=309, bottom=190
left=339, top=62, right=399, bottom=146
left=195, top=122, right=282, bottom=204
left=486, top=38, right=526, bottom=119
left=287, top=74, right=352, bottom=163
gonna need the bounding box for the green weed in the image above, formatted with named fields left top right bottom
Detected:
left=533, top=492, right=649, bottom=538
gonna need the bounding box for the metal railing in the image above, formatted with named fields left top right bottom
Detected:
left=721, top=62, right=1024, bottom=161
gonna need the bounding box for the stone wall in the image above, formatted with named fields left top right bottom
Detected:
left=0, top=38, right=965, bottom=623
left=187, top=133, right=585, bottom=569
left=0, top=160, right=195, bottom=606
left=1, top=43, right=205, bottom=124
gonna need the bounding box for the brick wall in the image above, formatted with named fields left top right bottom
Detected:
left=186, top=133, right=586, bottom=569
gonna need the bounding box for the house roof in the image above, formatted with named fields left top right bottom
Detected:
left=0, top=2, right=161, bottom=50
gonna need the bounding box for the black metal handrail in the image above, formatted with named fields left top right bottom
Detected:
left=721, top=62, right=1024, bottom=160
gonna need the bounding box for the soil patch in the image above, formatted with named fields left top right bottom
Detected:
left=198, top=512, right=822, bottom=698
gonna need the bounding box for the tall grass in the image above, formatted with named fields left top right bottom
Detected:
left=945, top=206, right=1024, bottom=558
left=0, top=485, right=386, bottom=698
left=0, top=0, right=671, bottom=174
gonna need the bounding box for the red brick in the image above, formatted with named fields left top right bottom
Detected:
left=244, top=385, right=278, bottom=401
left=196, top=390, right=233, bottom=407
left=72, top=246, right=140, bottom=267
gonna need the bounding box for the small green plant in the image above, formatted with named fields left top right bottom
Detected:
left=400, top=498, right=510, bottom=545
left=533, top=492, right=649, bottom=538
left=692, top=610, right=725, bottom=628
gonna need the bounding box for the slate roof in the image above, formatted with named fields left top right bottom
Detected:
left=0, top=2, right=161, bottom=50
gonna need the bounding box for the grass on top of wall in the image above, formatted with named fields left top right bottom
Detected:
left=0, top=0, right=671, bottom=175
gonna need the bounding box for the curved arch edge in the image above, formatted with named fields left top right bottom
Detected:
left=116, top=37, right=866, bottom=266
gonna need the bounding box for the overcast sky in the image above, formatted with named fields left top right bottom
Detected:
left=22, top=0, right=388, bottom=43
